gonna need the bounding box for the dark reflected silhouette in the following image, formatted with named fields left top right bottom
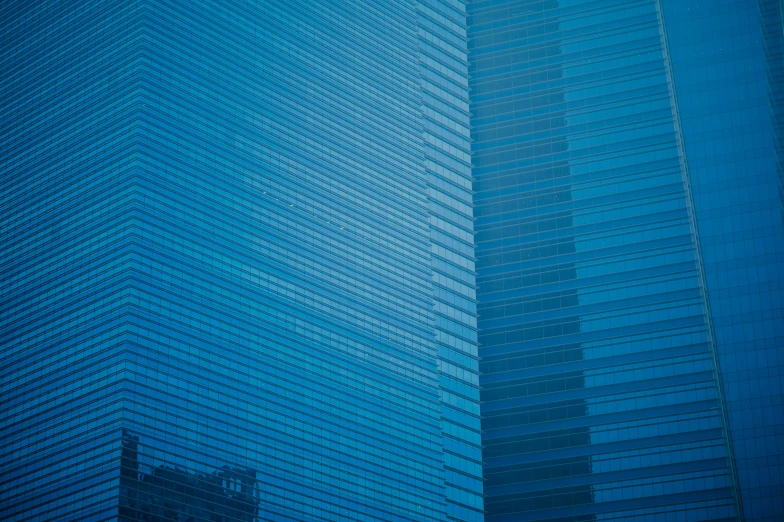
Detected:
left=119, top=430, right=260, bottom=522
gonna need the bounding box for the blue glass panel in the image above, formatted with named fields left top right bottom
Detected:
left=468, top=0, right=745, bottom=520
left=661, top=1, right=784, bottom=520
left=0, top=1, right=483, bottom=521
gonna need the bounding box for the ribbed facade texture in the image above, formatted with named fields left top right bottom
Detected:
left=419, top=1, right=485, bottom=520
left=469, top=1, right=784, bottom=521
left=0, top=1, right=482, bottom=521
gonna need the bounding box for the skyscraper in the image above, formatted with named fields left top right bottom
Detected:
left=469, top=1, right=784, bottom=521
left=0, top=1, right=482, bottom=521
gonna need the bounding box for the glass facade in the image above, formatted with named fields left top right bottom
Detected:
left=419, top=1, right=485, bottom=520
left=469, top=1, right=784, bottom=521
left=0, top=1, right=482, bottom=521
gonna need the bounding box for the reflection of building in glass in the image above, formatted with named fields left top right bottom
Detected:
left=469, top=1, right=784, bottom=521
left=119, top=431, right=259, bottom=522
left=0, top=1, right=482, bottom=521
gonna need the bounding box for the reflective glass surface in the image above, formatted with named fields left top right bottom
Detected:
left=469, top=1, right=783, bottom=521
left=662, top=2, right=784, bottom=520
left=0, top=1, right=482, bottom=521
left=420, top=1, right=485, bottom=520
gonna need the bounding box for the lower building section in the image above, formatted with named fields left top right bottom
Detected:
left=119, top=430, right=259, bottom=521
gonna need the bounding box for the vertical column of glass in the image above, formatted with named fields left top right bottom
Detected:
left=0, top=1, right=143, bottom=519
left=419, top=1, right=484, bottom=520
left=660, top=1, right=784, bottom=519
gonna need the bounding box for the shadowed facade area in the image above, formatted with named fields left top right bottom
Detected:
left=469, top=0, right=784, bottom=521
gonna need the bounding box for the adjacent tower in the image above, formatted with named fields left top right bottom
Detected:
left=469, top=1, right=784, bottom=521
left=0, top=1, right=482, bottom=521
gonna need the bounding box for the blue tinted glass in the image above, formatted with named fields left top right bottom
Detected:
left=468, top=0, right=784, bottom=521
left=662, top=1, right=784, bottom=520
left=0, top=1, right=483, bottom=521
left=469, top=0, right=783, bottom=521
